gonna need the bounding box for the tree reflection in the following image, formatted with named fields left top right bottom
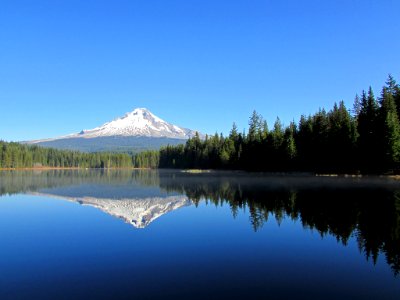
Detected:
left=0, top=169, right=160, bottom=196
left=159, top=173, right=400, bottom=276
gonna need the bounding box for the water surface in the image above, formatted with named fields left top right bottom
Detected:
left=0, top=170, right=399, bottom=299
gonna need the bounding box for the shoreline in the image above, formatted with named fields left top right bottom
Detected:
left=0, top=167, right=399, bottom=179
left=0, top=167, right=149, bottom=171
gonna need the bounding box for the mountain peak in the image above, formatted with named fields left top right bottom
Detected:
left=122, top=108, right=163, bottom=123
left=32, top=107, right=201, bottom=141
left=132, top=107, right=150, bottom=113
left=25, top=107, right=204, bottom=151
left=128, top=107, right=151, bottom=117
left=78, top=107, right=197, bottom=139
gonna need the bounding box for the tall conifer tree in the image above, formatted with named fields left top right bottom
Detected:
left=357, top=88, right=379, bottom=172
left=379, top=86, right=400, bottom=169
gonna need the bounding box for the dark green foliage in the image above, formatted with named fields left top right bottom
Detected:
left=158, top=103, right=358, bottom=172
left=296, top=115, right=313, bottom=170
left=310, top=109, right=329, bottom=171
left=379, top=79, right=400, bottom=170
left=158, top=75, right=400, bottom=174
left=357, top=88, right=380, bottom=172
left=283, top=121, right=297, bottom=165
left=248, top=110, right=263, bottom=142
left=133, top=150, right=160, bottom=168
left=0, top=141, right=159, bottom=169
left=326, top=101, right=357, bottom=172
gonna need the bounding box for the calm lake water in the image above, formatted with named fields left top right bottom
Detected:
left=0, top=170, right=399, bottom=299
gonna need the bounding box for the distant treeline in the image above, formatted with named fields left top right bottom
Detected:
left=159, top=75, right=400, bottom=174
left=0, top=141, right=159, bottom=169
left=2, top=75, right=400, bottom=173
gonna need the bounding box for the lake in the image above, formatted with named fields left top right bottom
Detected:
left=0, top=170, right=399, bottom=299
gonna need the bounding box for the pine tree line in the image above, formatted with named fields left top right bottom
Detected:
left=159, top=75, right=400, bottom=174
left=0, top=141, right=159, bottom=169
left=0, top=141, right=132, bottom=168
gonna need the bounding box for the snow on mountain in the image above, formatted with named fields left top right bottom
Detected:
left=29, top=108, right=201, bottom=143
left=75, top=108, right=198, bottom=139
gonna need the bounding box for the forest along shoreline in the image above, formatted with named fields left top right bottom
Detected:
left=1, top=75, right=400, bottom=175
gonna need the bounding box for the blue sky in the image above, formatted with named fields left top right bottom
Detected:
left=1, top=0, right=400, bottom=141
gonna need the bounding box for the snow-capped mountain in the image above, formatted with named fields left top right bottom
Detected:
left=75, top=108, right=199, bottom=139
left=25, top=108, right=203, bottom=152
left=35, top=108, right=199, bottom=141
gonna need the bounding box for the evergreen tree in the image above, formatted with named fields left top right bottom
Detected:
left=379, top=86, right=400, bottom=170
left=248, top=110, right=262, bottom=142
left=353, top=94, right=361, bottom=117
left=386, top=74, right=398, bottom=95
left=283, top=121, right=297, bottom=165
left=155, top=75, right=399, bottom=174
left=296, top=115, right=313, bottom=170
left=385, top=74, right=400, bottom=125
left=229, top=122, right=239, bottom=141
left=271, top=117, right=284, bottom=151
left=261, top=120, right=269, bottom=140
left=357, top=88, right=380, bottom=172
left=312, top=109, right=329, bottom=171
left=327, top=101, right=357, bottom=172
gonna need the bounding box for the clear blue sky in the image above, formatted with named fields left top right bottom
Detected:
left=1, top=0, right=400, bottom=141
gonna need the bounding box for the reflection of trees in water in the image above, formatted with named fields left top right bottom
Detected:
left=1, top=170, right=399, bottom=276
left=0, top=169, right=160, bottom=196
left=159, top=174, right=400, bottom=276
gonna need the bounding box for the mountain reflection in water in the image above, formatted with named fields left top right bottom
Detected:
left=1, top=169, right=399, bottom=276
left=31, top=192, right=190, bottom=228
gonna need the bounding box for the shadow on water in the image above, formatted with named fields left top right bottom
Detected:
left=1, top=169, right=400, bottom=276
